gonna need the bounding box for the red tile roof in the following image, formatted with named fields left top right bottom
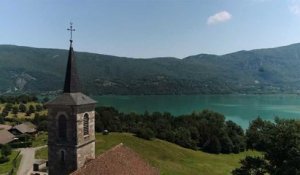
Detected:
left=71, top=143, right=159, bottom=175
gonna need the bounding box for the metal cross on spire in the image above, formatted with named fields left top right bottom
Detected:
left=67, top=22, right=75, bottom=43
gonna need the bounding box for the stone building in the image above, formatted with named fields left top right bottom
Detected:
left=45, top=37, right=97, bottom=175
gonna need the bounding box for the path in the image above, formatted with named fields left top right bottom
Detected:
left=17, top=145, right=46, bottom=175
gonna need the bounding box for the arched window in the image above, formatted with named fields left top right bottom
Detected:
left=58, top=115, right=67, bottom=139
left=83, top=113, right=89, bottom=135
left=60, top=150, right=65, bottom=162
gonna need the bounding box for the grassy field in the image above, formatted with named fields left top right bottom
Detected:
left=12, top=154, right=22, bottom=175
left=0, top=151, right=20, bottom=175
left=36, top=132, right=260, bottom=175
left=32, top=132, right=48, bottom=147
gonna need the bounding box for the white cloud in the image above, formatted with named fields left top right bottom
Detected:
left=207, top=11, right=232, bottom=25
left=290, top=4, right=300, bottom=15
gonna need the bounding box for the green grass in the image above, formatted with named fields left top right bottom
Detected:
left=12, top=154, right=22, bottom=175
left=36, top=132, right=260, bottom=175
left=0, top=151, right=20, bottom=175
left=35, top=147, right=48, bottom=160
left=32, top=132, right=48, bottom=147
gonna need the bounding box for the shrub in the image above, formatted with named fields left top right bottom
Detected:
left=10, top=141, right=32, bottom=148
left=1, top=144, right=12, bottom=157
left=136, top=128, right=155, bottom=140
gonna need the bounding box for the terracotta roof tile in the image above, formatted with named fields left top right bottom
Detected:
left=71, top=143, right=159, bottom=175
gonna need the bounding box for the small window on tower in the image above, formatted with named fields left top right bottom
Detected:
left=60, top=150, right=65, bottom=162
left=83, top=113, right=89, bottom=136
left=58, top=115, right=67, bottom=139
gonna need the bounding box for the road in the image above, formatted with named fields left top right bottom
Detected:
left=17, top=146, right=46, bottom=175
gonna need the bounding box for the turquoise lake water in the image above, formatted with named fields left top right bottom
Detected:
left=94, top=95, right=300, bottom=129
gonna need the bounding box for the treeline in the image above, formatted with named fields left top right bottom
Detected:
left=0, top=95, right=38, bottom=104
left=233, top=117, right=300, bottom=175
left=95, top=107, right=246, bottom=154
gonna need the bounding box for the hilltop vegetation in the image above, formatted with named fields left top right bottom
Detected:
left=95, top=107, right=246, bottom=154
left=1, top=43, right=300, bottom=94
left=36, top=132, right=260, bottom=175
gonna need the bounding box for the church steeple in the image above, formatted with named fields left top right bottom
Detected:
left=63, top=43, right=81, bottom=93
left=63, top=23, right=80, bottom=93
left=46, top=23, right=96, bottom=175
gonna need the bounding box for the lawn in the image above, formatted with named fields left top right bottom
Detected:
left=32, top=132, right=48, bottom=147
left=0, top=151, right=20, bottom=175
left=12, top=154, right=22, bottom=175
left=36, top=132, right=260, bottom=175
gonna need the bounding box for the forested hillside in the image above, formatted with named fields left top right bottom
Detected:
left=1, top=43, right=300, bottom=94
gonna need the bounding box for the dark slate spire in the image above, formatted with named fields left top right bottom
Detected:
left=63, top=23, right=81, bottom=93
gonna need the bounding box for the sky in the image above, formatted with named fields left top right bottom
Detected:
left=1, top=0, right=300, bottom=58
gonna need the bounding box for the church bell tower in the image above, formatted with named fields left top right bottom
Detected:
left=46, top=23, right=96, bottom=175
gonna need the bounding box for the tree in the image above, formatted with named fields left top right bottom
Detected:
left=12, top=106, right=19, bottom=115
left=35, top=104, right=43, bottom=112
left=232, top=156, right=268, bottom=175
left=1, top=144, right=12, bottom=157
left=19, top=103, right=27, bottom=113
left=25, top=110, right=31, bottom=116
left=234, top=118, right=300, bottom=175
left=220, top=135, right=234, bottom=153
left=28, top=105, right=35, bottom=114
left=246, top=117, right=273, bottom=151
left=4, top=103, right=13, bottom=111
left=203, top=136, right=222, bottom=154
left=135, top=127, right=155, bottom=140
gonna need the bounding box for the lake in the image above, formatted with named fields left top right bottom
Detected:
left=94, top=94, right=300, bottom=129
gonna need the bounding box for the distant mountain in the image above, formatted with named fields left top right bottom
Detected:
left=1, top=43, right=300, bottom=95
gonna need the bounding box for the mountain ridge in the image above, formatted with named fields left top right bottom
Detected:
left=0, top=43, right=300, bottom=95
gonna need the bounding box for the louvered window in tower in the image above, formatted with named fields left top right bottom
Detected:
left=84, top=113, right=89, bottom=135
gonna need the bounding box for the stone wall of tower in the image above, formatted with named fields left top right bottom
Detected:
left=76, top=109, right=96, bottom=168
left=47, top=104, right=96, bottom=175
left=48, top=144, right=77, bottom=175
left=77, top=141, right=95, bottom=168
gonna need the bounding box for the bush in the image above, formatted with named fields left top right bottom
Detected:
left=1, top=144, right=12, bottom=157
left=136, top=128, right=155, bottom=140
left=232, top=156, right=268, bottom=175
left=10, top=141, right=32, bottom=148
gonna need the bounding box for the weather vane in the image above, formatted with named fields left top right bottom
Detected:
left=67, top=22, right=75, bottom=43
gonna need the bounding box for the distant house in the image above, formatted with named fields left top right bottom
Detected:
left=9, top=122, right=37, bottom=136
left=0, top=124, right=12, bottom=131
left=70, top=143, right=159, bottom=175
left=0, top=129, right=16, bottom=145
